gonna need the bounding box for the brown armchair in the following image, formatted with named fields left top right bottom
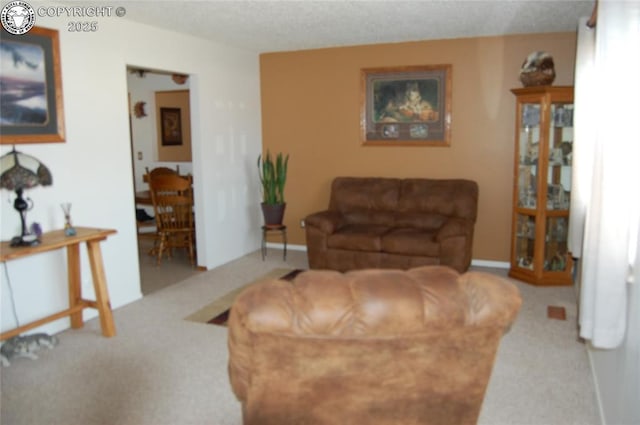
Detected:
left=228, top=266, right=521, bottom=425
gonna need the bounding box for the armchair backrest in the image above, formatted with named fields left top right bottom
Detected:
left=228, top=266, right=521, bottom=425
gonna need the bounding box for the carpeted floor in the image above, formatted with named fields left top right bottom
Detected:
left=0, top=248, right=602, bottom=425
left=184, top=268, right=301, bottom=326
left=137, top=237, right=202, bottom=295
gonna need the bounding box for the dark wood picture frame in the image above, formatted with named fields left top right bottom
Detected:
left=361, top=64, right=452, bottom=146
left=160, top=107, right=183, bottom=146
left=0, top=27, right=66, bottom=144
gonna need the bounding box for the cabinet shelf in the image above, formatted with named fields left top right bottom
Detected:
left=509, top=86, right=574, bottom=286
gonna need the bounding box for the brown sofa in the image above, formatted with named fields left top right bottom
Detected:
left=228, top=266, right=522, bottom=425
left=305, top=177, right=479, bottom=273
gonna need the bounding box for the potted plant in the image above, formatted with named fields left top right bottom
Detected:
left=258, top=150, right=289, bottom=226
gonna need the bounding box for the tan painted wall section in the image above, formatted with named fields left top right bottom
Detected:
left=260, top=32, right=577, bottom=262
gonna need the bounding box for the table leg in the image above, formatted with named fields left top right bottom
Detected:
left=86, top=240, right=116, bottom=337
left=261, top=229, right=266, bottom=261
left=67, top=243, right=83, bottom=329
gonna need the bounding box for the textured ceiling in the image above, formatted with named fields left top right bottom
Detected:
left=118, top=0, right=594, bottom=53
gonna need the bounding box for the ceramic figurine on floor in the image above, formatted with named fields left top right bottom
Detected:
left=0, top=333, right=59, bottom=367
left=61, top=203, right=76, bottom=236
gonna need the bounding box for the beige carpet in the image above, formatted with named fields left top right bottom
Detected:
left=137, top=237, right=202, bottom=295
left=0, top=248, right=602, bottom=425
left=184, top=268, right=293, bottom=324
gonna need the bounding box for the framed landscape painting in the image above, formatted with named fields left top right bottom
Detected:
left=361, top=64, right=451, bottom=146
left=0, top=27, right=66, bottom=144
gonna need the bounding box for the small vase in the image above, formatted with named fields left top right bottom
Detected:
left=61, top=203, right=77, bottom=236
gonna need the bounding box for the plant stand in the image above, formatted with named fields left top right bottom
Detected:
left=261, top=225, right=287, bottom=261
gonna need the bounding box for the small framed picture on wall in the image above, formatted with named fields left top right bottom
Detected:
left=160, top=107, right=183, bottom=146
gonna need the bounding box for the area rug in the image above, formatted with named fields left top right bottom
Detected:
left=184, top=268, right=303, bottom=326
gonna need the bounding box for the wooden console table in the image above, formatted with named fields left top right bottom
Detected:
left=0, top=227, right=117, bottom=341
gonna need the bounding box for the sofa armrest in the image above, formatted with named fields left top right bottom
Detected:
left=436, top=217, right=474, bottom=241
left=305, top=210, right=345, bottom=234
left=437, top=218, right=476, bottom=272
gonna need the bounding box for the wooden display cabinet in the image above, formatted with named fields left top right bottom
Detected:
left=509, top=86, right=574, bottom=286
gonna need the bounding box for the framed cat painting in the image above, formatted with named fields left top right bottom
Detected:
left=360, top=64, right=452, bottom=147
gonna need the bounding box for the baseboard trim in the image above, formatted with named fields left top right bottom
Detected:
left=266, top=242, right=307, bottom=251
left=586, top=346, right=607, bottom=425
left=471, top=259, right=510, bottom=269
left=266, top=243, right=509, bottom=268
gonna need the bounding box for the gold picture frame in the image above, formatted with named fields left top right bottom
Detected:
left=361, top=64, right=452, bottom=146
left=0, top=27, right=66, bottom=144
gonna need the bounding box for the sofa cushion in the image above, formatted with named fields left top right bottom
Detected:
left=327, top=224, right=390, bottom=251
left=344, top=210, right=396, bottom=227
left=382, top=228, right=440, bottom=256
left=399, top=179, right=478, bottom=221
left=329, top=177, right=400, bottom=213
left=394, top=212, right=448, bottom=230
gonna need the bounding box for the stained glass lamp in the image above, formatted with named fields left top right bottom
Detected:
left=0, top=148, right=53, bottom=246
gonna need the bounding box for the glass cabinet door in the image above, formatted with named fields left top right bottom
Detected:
left=546, top=103, right=573, bottom=211
left=515, top=214, right=536, bottom=270
left=510, top=86, right=574, bottom=286
left=544, top=216, right=569, bottom=271
left=543, top=102, right=573, bottom=273
left=517, top=104, right=540, bottom=209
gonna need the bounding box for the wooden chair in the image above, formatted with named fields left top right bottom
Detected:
left=138, top=165, right=183, bottom=253
left=144, top=165, right=180, bottom=182
left=148, top=174, right=195, bottom=266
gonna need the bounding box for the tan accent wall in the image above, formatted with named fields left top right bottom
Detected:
left=260, top=32, right=577, bottom=262
left=155, top=90, right=192, bottom=162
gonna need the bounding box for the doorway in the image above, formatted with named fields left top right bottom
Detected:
left=126, top=66, right=200, bottom=295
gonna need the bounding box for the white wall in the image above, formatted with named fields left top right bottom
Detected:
left=589, top=283, right=640, bottom=425
left=1, top=13, right=262, bottom=335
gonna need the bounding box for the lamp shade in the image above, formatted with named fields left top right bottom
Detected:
left=0, top=149, right=53, bottom=191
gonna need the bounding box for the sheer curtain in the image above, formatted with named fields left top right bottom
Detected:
left=570, top=0, right=640, bottom=349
